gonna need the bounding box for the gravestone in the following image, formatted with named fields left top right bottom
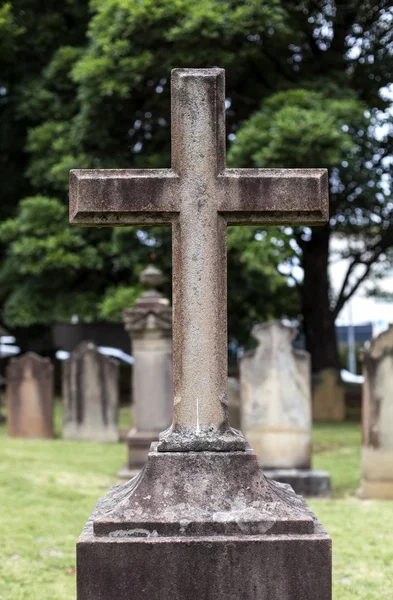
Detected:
left=312, top=368, right=346, bottom=422
left=71, top=68, right=331, bottom=600
left=360, top=326, right=393, bottom=499
left=63, top=341, right=119, bottom=442
left=240, top=321, right=330, bottom=497
left=119, top=264, right=172, bottom=477
left=6, top=352, right=53, bottom=438
left=227, top=376, right=241, bottom=429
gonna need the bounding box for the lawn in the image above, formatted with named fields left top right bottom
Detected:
left=0, top=407, right=391, bottom=600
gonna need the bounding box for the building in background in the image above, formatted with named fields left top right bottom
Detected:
left=330, top=235, right=393, bottom=374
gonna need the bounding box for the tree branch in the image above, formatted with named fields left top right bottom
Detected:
left=332, top=241, right=388, bottom=319
left=333, top=254, right=360, bottom=313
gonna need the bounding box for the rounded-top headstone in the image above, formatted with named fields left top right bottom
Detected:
left=6, top=352, right=54, bottom=439
left=240, top=320, right=312, bottom=469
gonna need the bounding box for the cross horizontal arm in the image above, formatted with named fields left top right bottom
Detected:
left=70, top=169, right=180, bottom=226
left=218, top=168, right=329, bottom=225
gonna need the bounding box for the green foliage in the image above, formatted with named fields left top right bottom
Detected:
left=0, top=3, right=23, bottom=61
left=26, top=121, right=92, bottom=192
left=0, top=197, right=172, bottom=327
left=0, top=192, right=296, bottom=337
left=0, top=0, right=302, bottom=335
left=24, top=0, right=294, bottom=186
left=0, top=1, right=89, bottom=221
left=228, top=89, right=365, bottom=170
left=227, top=226, right=299, bottom=342
left=99, top=285, right=143, bottom=322
left=0, top=0, right=392, bottom=362
left=0, top=197, right=103, bottom=273
left=0, top=197, right=104, bottom=326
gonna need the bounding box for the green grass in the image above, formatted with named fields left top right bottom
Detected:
left=0, top=411, right=392, bottom=599
left=312, top=421, right=362, bottom=495
left=309, top=423, right=393, bottom=599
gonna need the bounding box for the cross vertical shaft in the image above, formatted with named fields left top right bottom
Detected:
left=160, top=69, right=242, bottom=451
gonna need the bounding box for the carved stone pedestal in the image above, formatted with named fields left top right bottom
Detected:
left=119, top=265, right=173, bottom=476
left=78, top=445, right=331, bottom=600
left=117, top=430, right=157, bottom=479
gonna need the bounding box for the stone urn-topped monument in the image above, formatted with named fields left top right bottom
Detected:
left=71, top=68, right=331, bottom=600
left=120, top=264, right=173, bottom=476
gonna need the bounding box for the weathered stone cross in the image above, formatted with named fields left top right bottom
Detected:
left=70, top=68, right=328, bottom=452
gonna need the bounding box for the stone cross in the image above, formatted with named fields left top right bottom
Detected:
left=70, top=68, right=328, bottom=452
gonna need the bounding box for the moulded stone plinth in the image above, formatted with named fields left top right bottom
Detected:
left=117, top=430, right=158, bottom=478
left=78, top=529, right=331, bottom=600
left=77, top=446, right=331, bottom=600
left=264, top=469, right=331, bottom=498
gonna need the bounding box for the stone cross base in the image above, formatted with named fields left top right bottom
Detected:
left=77, top=447, right=331, bottom=600
left=263, top=469, right=331, bottom=498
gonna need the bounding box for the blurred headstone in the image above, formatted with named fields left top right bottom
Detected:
left=7, top=352, right=53, bottom=438
left=63, top=341, right=119, bottom=442
left=312, top=368, right=346, bottom=422
left=360, top=326, right=393, bottom=499
left=240, top=321, right=330, bottom=497
left=119, top=265, right=172, bottom=476
left=227, top=376, right=241, bottom=430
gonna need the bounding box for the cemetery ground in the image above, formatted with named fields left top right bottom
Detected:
left=0, top=406, right=391, bottom=600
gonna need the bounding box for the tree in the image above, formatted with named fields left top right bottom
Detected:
left=0, top=196, right=299, bottom=345
left=0, top=0, right=300, bottom=342
left=0, top=196, right=164, bottom=326
left=279, top=0, right=393, bottom=372
left=0, top=0, right=89, bottom=222
left=1, top=0, right=392, bottom=377
left=227, top=86, right=392, bottom=371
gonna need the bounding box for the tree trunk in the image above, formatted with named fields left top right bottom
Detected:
left=300, top=226, right=340, bottom=373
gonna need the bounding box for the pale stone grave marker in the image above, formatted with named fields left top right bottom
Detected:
left=63, top=341, right=119, bottom=442
left=240, top=320, right=330, bottom=497
left=313, top=368, right=346, bottom=422
left=119, top=264, right=173, bottom=477
left=227, top=376, right=241, bottom=429
left=360, top=326, right=393, bottom=499
left=6, top=352, right=53, bottom=438
left=71, top=68, right=331, bottom=600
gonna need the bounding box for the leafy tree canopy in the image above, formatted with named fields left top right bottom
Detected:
left=0, top=0, right=392, bottom=366
left=0, top=196, right=298, bottom=343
